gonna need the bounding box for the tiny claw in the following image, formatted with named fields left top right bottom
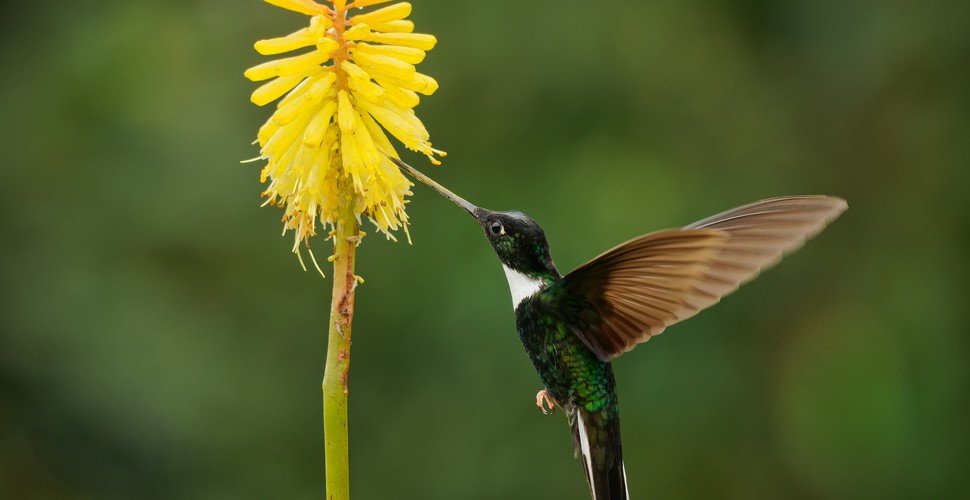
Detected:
left=535, top=389, right=556, bottom=415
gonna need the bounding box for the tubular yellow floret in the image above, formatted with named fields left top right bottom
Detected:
left=350, top=2, right=411, bottom=25
left=364, top=32, right=436, bottom=50
left=369, top=20, right=414, bottom=33
left=340, top=60, right=370, bottom=82
left=336, top=90, right=357, bottom=132
left=354, top=42, right=425, bottom=64
left=255, top=30, right=316, bottom=56
left=382, top=83, right=419, bottom=108
left=353, top=51, right=416, bottom=81
left=252, top=74, right=305, bottom=106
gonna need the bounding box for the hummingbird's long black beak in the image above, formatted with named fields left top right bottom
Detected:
left=388, top=156, right=479, bottom=216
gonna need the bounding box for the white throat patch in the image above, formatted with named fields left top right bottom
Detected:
left=502, top=264, right=545, bottom=308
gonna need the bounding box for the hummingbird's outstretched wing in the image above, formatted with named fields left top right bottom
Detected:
left=542, top=196, right=847, bottom=362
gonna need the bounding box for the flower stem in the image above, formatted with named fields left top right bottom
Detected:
left=323, top=186, right=359, bottom=500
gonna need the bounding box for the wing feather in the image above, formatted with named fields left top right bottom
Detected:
left=544, top=196, right=847, bottom=362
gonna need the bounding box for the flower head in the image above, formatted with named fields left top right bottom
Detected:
left=246, top=0, right=444, bottom=258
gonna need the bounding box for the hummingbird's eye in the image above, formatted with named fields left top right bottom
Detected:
left=489, top=221, right=504, bottom=235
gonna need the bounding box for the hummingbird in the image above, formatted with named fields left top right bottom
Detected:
left=390, top=157, right=847, bottom=500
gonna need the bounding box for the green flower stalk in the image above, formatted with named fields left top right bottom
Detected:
left=245, top=1, right=443, bottom=498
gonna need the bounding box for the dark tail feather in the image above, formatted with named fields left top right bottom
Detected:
left=570, top=406, right=628, bottom=500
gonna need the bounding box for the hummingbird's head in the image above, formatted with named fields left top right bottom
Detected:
left=388, top=156, right=561, bottom=285
left=471, top=208, right=559, bottom=281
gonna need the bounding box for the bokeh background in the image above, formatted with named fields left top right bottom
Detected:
left=2, top=0, right=968, bottom=498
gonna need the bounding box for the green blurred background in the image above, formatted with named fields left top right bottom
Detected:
left=1, top=0, right=968, bottom=498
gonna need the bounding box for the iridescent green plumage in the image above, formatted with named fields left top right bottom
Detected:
left=518, top=289, right=626, bottom=500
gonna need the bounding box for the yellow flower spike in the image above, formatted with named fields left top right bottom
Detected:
left=350, top=2, right=411, bottom=25
left=248, top=0, right=443, bottom=259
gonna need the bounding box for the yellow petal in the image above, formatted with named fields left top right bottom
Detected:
left=349, top=79, right=386, bottom=104
left=264, top=0, right=328, bottom=16
left=354, top=42, right=425, bottom=64
left=350, top=2, right=411, bottom=26
left=372, top=71, right=437, bottom=96
left=258, top=118, right=280, bottom=147
left=315, top=37, right=340, bottom=55
left=244, top=60, right=280, bottom=82
left=356, top=99, right=429, bottom=150
left=254, top=29, right=315, bottom=56
left=337, top=90, right=357, bottom=132
left=304, top=143, right=332, bottom=192
left=359, top=111, right=397, bottom=158
left=340, top=60, right=371, bottom=82
left=245, top=50, right=328, bottom=81
left=380, top=82, right=419, bottom=109
left=353, top=51, right=416, bottom=81
left=263, top=107, right=317, bottom=158
left=273, top=87, right=325, bottom=126
left=275, top=50, right=330, bottom=76
left=369, top=20, right=414, bottom=33
left=278, top=73, right=321, bottom=108
left=251, top=74, right=305, bottom=106
left=406, top=73, right=438, bottom=95
left=353, top=119, right=381, bottom=170
left=304, top=102, right=338, bottom=147
left=364, top=32, right=436, bottom=50
left=309, top=15, right=334, bottom=34
left=340, top=128, right=364, bottom=185
left=267, top=132, right=305, bottom=184
left=308, top=72, right=337, bottom=101
left=344, top=23, right=371, bottom=41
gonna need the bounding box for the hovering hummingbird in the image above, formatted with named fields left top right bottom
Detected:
left=390, top=157, right=846, bottom=500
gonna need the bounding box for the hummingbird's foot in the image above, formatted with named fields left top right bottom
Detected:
left=536, top=389, right=556, bottom=415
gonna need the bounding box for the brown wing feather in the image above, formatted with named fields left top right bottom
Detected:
left=553, top=196, right=847, bottom=362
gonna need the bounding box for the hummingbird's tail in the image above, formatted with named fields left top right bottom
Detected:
left=569, top=406, right=628, bottom=500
